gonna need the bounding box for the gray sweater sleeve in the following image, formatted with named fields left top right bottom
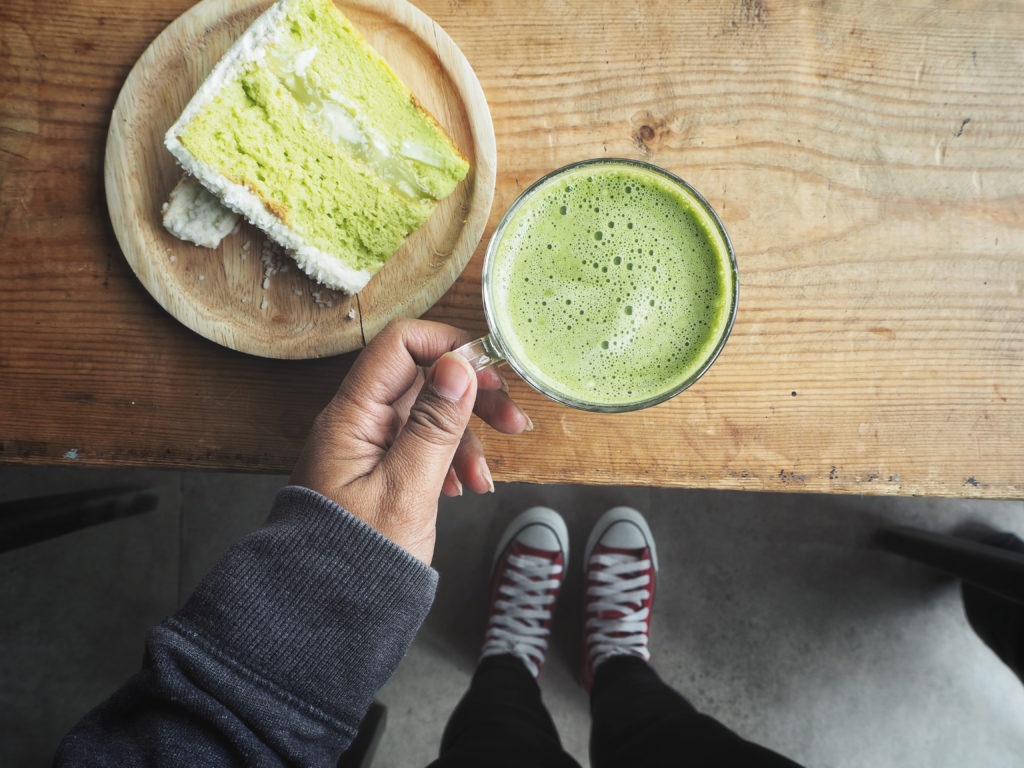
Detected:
left=54, top=485, right=438, bottom=767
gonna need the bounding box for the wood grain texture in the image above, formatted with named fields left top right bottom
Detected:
left=2, top=0, right=1023, bottom=498
left=105, top=0, right=496, bottom=358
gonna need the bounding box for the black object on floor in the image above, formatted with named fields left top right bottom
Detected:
left=0, top=486, right=159, bottom=554
left=875, top=525, right=1024, bottom=605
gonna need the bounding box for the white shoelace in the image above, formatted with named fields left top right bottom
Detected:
left=481, top=552, right=563, bottom=677
left=585, top=552, right=652, bottom=670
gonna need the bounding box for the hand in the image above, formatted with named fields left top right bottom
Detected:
left=290, top=318, right=532, bottom=564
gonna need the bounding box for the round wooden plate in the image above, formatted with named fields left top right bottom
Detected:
left=105, top=0, right=495, bottom=358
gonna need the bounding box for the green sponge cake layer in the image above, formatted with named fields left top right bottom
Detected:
left=180, top=66, right=433, bottom=272
left=267, top=2, right=468, bottom=201
left=165, top=0, right=470, bottom=293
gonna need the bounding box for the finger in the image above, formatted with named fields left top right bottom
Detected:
left=451, top=427, right=494, bottom=494
left=473, top=388, right=533, bottom=434
left=390, top=367, right=426, bottom=423
left=340, top=319, right=475, bottom=408
left=441, top=466, right=463, bottom=497
left=394, top=368, right=502, bottom=428
left=384, top=410, right=403, bottom=450
left=476, top=366, right=506, bottom=392
left=381, top=352, right=478, bottom=498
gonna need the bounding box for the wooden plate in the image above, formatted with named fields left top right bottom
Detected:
left=105, top=0, right=495, bottom=358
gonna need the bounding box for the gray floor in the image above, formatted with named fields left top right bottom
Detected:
left=2, top=465, right=1022, bottom=767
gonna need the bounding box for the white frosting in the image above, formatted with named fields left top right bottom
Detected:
left=320, top=103, right=365, bottom=146
left=162, top=176, right=239, bottom=248
left=399, top=139, right=448, bottom=169
left=292, top=45, right=317, bottom=78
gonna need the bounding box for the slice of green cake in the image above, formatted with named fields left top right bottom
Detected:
left=164, top=0, right=470, bottom=293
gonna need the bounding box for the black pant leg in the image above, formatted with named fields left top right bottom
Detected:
left=589, top=656, right=803, bottom=768
left=427, top=654, right=582, bottom=768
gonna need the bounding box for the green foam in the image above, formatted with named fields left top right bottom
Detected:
left=489, top=163, right=735, bottom=407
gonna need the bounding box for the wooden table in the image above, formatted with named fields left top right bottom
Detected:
left=2, top=0, right=1022, bottom=498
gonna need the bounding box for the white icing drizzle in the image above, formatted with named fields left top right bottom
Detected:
left=267, top=47, right=438, bottom=200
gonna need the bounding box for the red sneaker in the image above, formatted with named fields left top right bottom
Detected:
left=480, top=507, right=569, bottom=678
left=582, top=507, right=659, bottom=690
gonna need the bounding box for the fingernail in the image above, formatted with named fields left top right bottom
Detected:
left=430, top=353, right=473, bottom=401
left=523, top=413, right=534, bottom=432
left=446, top=466, right=463, bottom=496
left=478, top=457, right=495, bottom=493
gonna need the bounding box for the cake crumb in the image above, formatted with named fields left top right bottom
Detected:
left=198, top=274, right=205, bottom=281
left=347, top=308, right=356, bottom=319
left=260, top=298, right=268, bottom=310
left=260, top=239, right=286, bottom=274
left=260, top=241, right=288, bottom=292
left=312, top=290, right=337, bottom=308
left=161, top=175, right=239, bottom=248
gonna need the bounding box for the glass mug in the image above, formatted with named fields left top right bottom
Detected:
left=455, top=158, right=738, bottom=413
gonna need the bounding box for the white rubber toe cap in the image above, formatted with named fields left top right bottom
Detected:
left=584, top=506, right=659, bottom=572
left=492, top=506, right=570, bottom=571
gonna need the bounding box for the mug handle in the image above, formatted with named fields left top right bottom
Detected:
left=453, top=334, right=506, bottom=371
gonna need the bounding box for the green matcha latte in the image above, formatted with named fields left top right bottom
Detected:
left=485, top=160, right=737, bottom=410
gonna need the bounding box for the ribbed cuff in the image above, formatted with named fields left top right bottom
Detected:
left=172, top=485, right=438, bottom=726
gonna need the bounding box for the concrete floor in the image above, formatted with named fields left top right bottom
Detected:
left=1, top=465, right=1022, bottom=767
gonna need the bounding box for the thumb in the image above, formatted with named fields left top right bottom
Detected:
left=383, top=352, right=478, bottom=495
